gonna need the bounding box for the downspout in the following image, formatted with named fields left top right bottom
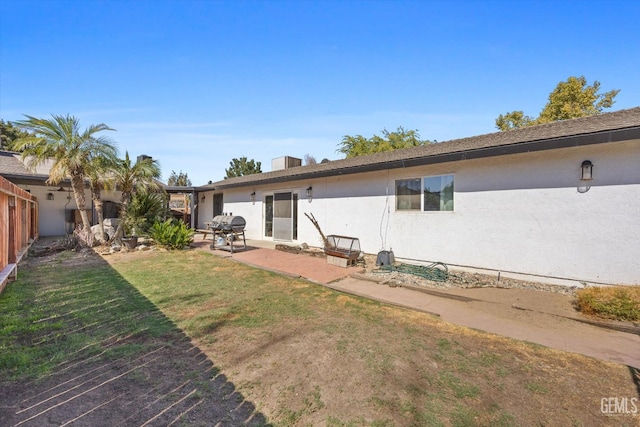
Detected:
left=64, top=188, right=72, bottom=236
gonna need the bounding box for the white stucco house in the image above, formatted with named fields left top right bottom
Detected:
left=194, top=107, right=640, bottom=287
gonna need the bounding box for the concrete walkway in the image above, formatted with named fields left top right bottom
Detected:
left=198, top=239, right=640, bottom=368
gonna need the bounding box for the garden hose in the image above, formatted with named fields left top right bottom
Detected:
left=376, top=261, right=449, bottom=282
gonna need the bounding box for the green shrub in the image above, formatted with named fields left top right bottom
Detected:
left=574, top=286, right=640, bottom=321
left=149, top=219, right=194, bottom=250
left=126, top=191, right=170, bottom=235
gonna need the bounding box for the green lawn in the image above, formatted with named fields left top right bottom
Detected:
left=2, top=248, right=637, bottom=426
left=0, top=252, right=174, bottom=380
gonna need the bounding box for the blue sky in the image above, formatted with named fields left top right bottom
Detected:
left=1, top=0, right=639, bottom=186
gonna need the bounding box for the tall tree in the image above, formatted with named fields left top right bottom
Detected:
left=337, top=126, right=432, bottom=158
left=167, top=170, right=192, bottom=186
left=495, top=76, right=620, bottom=131
left=225, top=156, right=262, bottom=178
left=1, top=119, right=32, bottom=150
left=110, top=151, right=161, bottom=242
left=494, top=111, right=536, bottom=132
left=12, top=114, right=117, bottom=243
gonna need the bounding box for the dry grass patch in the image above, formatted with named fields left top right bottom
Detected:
left=575, top=285, right=640, bottom=321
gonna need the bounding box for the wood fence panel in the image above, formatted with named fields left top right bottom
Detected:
left=8, top=197, right=16, bottom=263
left=0, top=193, right=7, bottom=271
left=0, top=176, right=38, bottom=292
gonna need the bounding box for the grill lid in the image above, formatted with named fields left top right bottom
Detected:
left=211, top=215, right=246, bottom=230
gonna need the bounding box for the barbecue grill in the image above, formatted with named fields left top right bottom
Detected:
left=208, top=215, right=247, bottom=253
left=210, top=215, right=246, bottom=232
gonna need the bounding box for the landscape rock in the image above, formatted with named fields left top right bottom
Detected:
left=361, top=254, right=578, bottom=296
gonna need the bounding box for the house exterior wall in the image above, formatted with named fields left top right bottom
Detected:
left=386, top=139, right=640, bottom=286
left=213, top=139, right=639, bottom=286
left=197, top=192, right=219, bottom=225
left=21, top=185, right=73, bottom=236
left=16, top=185, right=122, bottom=236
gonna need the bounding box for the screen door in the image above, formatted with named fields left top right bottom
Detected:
left=273, top=191, right=292, bottom=241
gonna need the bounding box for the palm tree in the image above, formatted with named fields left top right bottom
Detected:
left=86, top=155, right=118, bottom=242
left=110, top=151, right=161, bottom=243
left=12, top=114, right=117, bottom=243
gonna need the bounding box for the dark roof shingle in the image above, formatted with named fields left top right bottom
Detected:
left=0, top=151, right=36, bottom=176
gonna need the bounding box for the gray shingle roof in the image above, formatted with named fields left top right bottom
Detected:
left=0, top=152, right=65, bottom=187
left=0, top=151, right=39, bottom=177
left=199, top=107, right=640, bottom=190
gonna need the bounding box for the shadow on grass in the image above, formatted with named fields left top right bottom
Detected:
left=0, top=244, right=270, bottom=427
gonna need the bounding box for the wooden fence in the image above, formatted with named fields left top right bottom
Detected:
left=1, top=175, right=38, bottom=293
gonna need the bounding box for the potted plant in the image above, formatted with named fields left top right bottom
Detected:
left=121, top=210, right=145, bottom=250
left=121, top=235, right=138, bottom=251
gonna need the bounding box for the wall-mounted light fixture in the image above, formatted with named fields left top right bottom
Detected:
left=47, top=193, right=54, bottom=200
left=250, top=191, right=256, bottom=203
left=201, top=194, right=206, bottom=202
left=577, top=160, right=593, bottom=193
left=580, top=160, right=593, bottom=181
left=306, top=186, right=313, bottom=198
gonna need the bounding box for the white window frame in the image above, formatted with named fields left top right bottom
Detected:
left=395, top=174, right=454, bottom=212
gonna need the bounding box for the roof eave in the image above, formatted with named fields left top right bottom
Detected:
left=0, top=174, right=53, bottom=186
left=164, top=185, right=196, bottom=192
left=203, top=126, right=640, bottom=190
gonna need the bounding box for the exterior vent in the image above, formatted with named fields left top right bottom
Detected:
left=272, top=156, right=302, bottom=171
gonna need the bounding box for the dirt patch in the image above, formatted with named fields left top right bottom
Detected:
left=206, top=306, right=639, bottom=426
